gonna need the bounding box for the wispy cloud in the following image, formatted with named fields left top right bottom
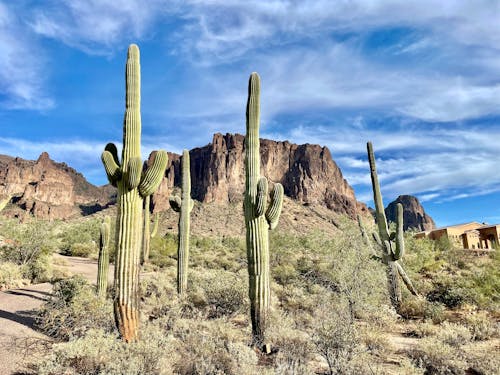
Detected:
left=0, top=2, right=53, bottom=109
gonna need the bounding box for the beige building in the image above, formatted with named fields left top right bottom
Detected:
left=415, top=222, right=500, bottom=250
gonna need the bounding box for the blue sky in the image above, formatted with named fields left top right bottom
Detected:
left=1, top=1, right=500, bottom=227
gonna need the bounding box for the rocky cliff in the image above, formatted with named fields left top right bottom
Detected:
left=0, top=152, right=113, bottom=220
left=153, top=133, right=367, bottom=218
left=385, top=195, right=435, bottom=231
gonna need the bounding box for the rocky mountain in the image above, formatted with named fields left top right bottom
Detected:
left=385, top=195, right=435, bottom=231
left=153, top=133, right=367, bottom=219
left=0, top=152, right=114, bottom=220
left=0, top=133, right=367, bottom=220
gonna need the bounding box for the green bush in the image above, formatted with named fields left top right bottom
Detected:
left=58, top=218, right=100, bottom=257
left=0, top=261, right=26, bottom=289
left=35, top=326, right=176, bottom=375
left=408, top=338, right=468, bottom=375
left=189, top=269, right=247, bottom=319
left=37, top=275, right=114, bottom=340
left=463, top=312, right=499, bottom=341
left=0, top=218, right=55, bottom=282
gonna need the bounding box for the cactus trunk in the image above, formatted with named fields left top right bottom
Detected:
left=97, top=217, right=111, bottom=298
left=244, top=73, right=284, bottom=348
left=169, top=150, right=193, bottom=295
left=101, top=44, right=167, bottom=342
left=142, top=195, right=151, bottom=264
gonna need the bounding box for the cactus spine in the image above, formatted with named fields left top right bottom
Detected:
left=101, top=44, right=168, bottom=342
left=244, top=73, right=284, bottom=348
left=97, top=217, right=111, bottom=298
left=366, top=142, right=418, bottom=313
left=169, top=149, right=193, bottom=295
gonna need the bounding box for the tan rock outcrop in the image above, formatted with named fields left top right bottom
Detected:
left=152, top=133, right=367, bottom=218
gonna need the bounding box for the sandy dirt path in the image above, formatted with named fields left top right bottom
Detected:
left=0, top=255, right=113, bottom=375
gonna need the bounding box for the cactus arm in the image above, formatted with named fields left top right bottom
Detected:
left=105, top=143, right=121, bottom=165
left=126, top=157, right=142, bottom=189
left=138, top=150, right=168, bottom=197
left=367, top=142, right=390, bottom=242
left=169, top=196, right=181, bottom=212
left=256, top=177, right=268, bottom=217
left=393, top=203, right=405, bottom=260
left=102, top=150, right=122, bottom=185
left=372, top=231, right=382, bottom=247
left=189, top=199, right=194, bottom=212
left=265, top=183, right=284, bottom=230
left=395, top=262, right=419, bottom=296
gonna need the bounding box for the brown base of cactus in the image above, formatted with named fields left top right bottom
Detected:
left=114, top=303, right=139, bottom=342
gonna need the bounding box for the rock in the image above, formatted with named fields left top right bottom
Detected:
left=385, top=195, right=435, bottom=231
left=152, top=133, right=367, bottom=218
left=0, top=153, right=113, bottom=220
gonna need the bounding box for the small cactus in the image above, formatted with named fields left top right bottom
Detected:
left=364, top=142, right=418, bottom=313
left=244, top=72, right=284, bottom=348
left=141, top=195, right=158, bottom=265
left=97, top=217, right=111, bottom=298
left=169, top=149, right=193, bottom=295
left=101, top=44, right=168, bottom=342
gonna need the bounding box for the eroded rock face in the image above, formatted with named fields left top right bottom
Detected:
left=385, top=195, right=436, bottom=231
left=152, top=133, right=367, bottom=218
left=0, top=152, right=113, bottom=220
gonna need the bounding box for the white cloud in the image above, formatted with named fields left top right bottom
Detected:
left=28, top=0, right=172, bottom=54
left=0, top=2, right=53, bottom=109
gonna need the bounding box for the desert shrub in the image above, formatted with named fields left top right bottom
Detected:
left=267, top=312, right=314, bottom=374
left=37, top=275, right=114, bottom=340
left=35, top=326, right=176, bottom=375
left=467, top=351, right=500, bottom=375
left=407, top=321, right=439, bottom=338
left=360, top=325, right=393, bottom=356
left=311, top=301, right=362, bottom=375
left=0, top=218, right=55, bottom=282
left=149, top=233, right=178, bottom=267
left=68, top=242, right=96, bottom=258
left=424, top=301, right=447, bottom=324
left=0, top=261, right=27, bottom=289
left=59, top=218, right=100, bottom=257
left=436, top=322, right=471, bottom=347
left=174, top=318, right=259, bottom=375
left=188, top=268, right=247, bottom=318
left=407, top=338, right=468, bottom=375
left=427, top=282, right=472, bottom=309
left=463, top=312, right=499, bottom=341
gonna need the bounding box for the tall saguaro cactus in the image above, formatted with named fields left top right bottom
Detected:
left=97, top=217, right=111, bottom=298
left=244, top=72, right=284, bottom=348
left=366, top=142, right=418, bottom=313
left=101, top=44, right=168, bottom=342
left=169, top=149, right=193, bottom=295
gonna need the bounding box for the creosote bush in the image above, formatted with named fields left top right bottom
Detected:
left=37, top=275, right=114, bottom=340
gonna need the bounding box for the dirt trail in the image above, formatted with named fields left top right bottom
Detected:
left=0, top=255, right=112, bottom=375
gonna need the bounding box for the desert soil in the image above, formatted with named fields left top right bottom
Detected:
left=0, top=254, right=113, bottom=375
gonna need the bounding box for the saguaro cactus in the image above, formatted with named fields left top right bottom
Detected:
left=365, top=142, right=418, bottom=313
left=169, top=149, right=193, bottom=295
left=97, top=217, right=111, bottom=298
left=101, top=44, right=168, bottom=342
left=141, top=195, right=158, bottom=265
left=244, top=72, right=284, bottom=348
